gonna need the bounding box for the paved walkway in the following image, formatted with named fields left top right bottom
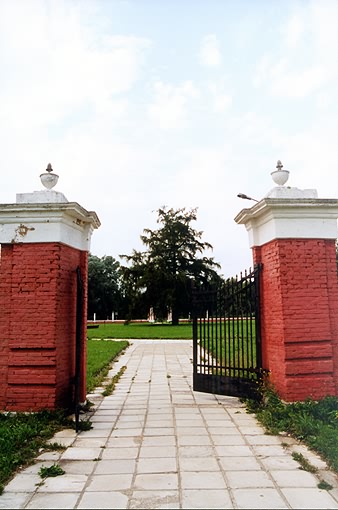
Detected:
left=1, top=340, right=338, bottom=509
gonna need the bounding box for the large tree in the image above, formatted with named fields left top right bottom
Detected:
left=88, top=254, right=125, bottom=320
left=121, top=207, right=222, bottom=324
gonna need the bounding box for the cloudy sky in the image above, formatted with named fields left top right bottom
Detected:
left=1, top=0, right=337, bottom=278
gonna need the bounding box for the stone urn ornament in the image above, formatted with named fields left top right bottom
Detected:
left=271, top=160, right=289, bottom=186
left=40, top=163, right=59, bottom=190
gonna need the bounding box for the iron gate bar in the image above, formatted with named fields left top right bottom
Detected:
left=192, top=264, right=263, bottom=399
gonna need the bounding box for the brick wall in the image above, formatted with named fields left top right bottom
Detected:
left=0, top=245, right=11, bottom=408
left=254, top=238, right=338, bottom=401
left=0, top=242, right=88, bottom=411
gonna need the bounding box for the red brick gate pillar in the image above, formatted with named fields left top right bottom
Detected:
left=0, top=166, right=100, bottom=411
left=235, top=163, right=338, bottom=401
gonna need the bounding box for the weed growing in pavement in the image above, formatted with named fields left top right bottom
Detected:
left=102, top=366, right=127, bottom=397
left=69, top=418, right=93, bottom=431
left=292, top=452, right=318, bottom=473
left=41, top=442, right=65, bottom=451
left=291, top=453, right=334, bottom=491
left=318, top=480, right=333, bottom=491
left=38, top=464, right=65, bottom=479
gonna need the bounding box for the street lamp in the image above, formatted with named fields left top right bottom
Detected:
left=237, top=193, right=259, bottom=203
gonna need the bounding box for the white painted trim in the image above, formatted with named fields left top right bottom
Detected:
left=234, top=198, right=338, bottom=247
left=16, top=190, right=69, bottom=204
left=0, top=202, right=100, bottom=251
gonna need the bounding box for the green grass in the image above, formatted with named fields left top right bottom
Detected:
left=102, top=365, right=127, bottom=397
left=0, top=409, right=71, bottom=494
left=87, top=339, right=129, bottom=393
left=87, top=322, right=193, bottom=340
left=245, top=387, right=338, bottom=474
left=291, top=452, right=318, bottom=473
left=39, top=463, right=65, bottom=479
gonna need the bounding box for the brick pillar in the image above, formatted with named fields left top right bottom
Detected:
left=0, top=195, right=99, bottom=411
left=0, top=245, right=11, bottom=408
left=235, top=195, right=338, bottom=401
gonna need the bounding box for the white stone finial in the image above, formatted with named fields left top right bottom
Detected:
left=40, top=163, right=59, bottom=190
left=271, top=159, right=289, bottom=186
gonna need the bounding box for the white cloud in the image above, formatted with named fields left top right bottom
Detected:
left=310, top=0, right=338, bottom=61
left=277, top=116, right=338, bottom=198
left=199, top=34, right=222, bottom=67
left=0, top=1, right=150, bottom=128
left=253, top=49, right=333, bottom=98
left=147, top=80, right=200, bottom=129
left=207, top=82, right=232, bottom=112
left=253, top=0, right=337, bottom=98
left=281, top=11, right=305, bottom=49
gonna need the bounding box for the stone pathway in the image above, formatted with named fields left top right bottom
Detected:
left=1, top=340, right=337, bottom=509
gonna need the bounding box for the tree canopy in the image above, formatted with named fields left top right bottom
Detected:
left=88, top=254, right=125, bottom=320
left=121, top=207, right=222, bottom=324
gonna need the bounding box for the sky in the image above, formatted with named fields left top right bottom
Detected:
left=0, top=0, right=337, bottom=279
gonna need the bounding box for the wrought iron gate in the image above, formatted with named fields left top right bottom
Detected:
left=192, top=264, right=263, bottom=399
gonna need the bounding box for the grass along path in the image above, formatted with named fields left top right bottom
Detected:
left=87, top=339, right=129, bottom=392
left=0, top=410, right=71, bottom=495
left=87, top=322, right=193, bottom=340
left=245, top=388, right=338, bottom=474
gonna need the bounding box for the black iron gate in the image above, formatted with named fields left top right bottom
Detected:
left=192, top=264, right=263, bottom=399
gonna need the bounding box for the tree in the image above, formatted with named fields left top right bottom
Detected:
left=121, top=207, right=222, bottom=324
left=87, top=254, right=125, bottom=320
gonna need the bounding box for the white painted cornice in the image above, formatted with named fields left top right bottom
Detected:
left=234, top=198, right=338, bottom=247
left=0, top=202, right=101, bottom=251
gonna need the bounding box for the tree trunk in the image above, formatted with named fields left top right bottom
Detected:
left=171, top=308, right=179, bottom=326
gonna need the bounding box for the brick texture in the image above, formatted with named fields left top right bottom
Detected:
left=0, top=243, right=88, bottom=411
left=253, top=239, right=338, bottom=401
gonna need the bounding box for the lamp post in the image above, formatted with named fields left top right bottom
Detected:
left=237, top=193, right=259, bottom=203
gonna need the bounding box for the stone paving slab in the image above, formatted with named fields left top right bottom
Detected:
left=1, top=340, right=338, bottom=509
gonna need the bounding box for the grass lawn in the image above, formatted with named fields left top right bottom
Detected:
left=87, top=322, right=193, bottom=339
left=87, top=339, right=129, bottom=392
